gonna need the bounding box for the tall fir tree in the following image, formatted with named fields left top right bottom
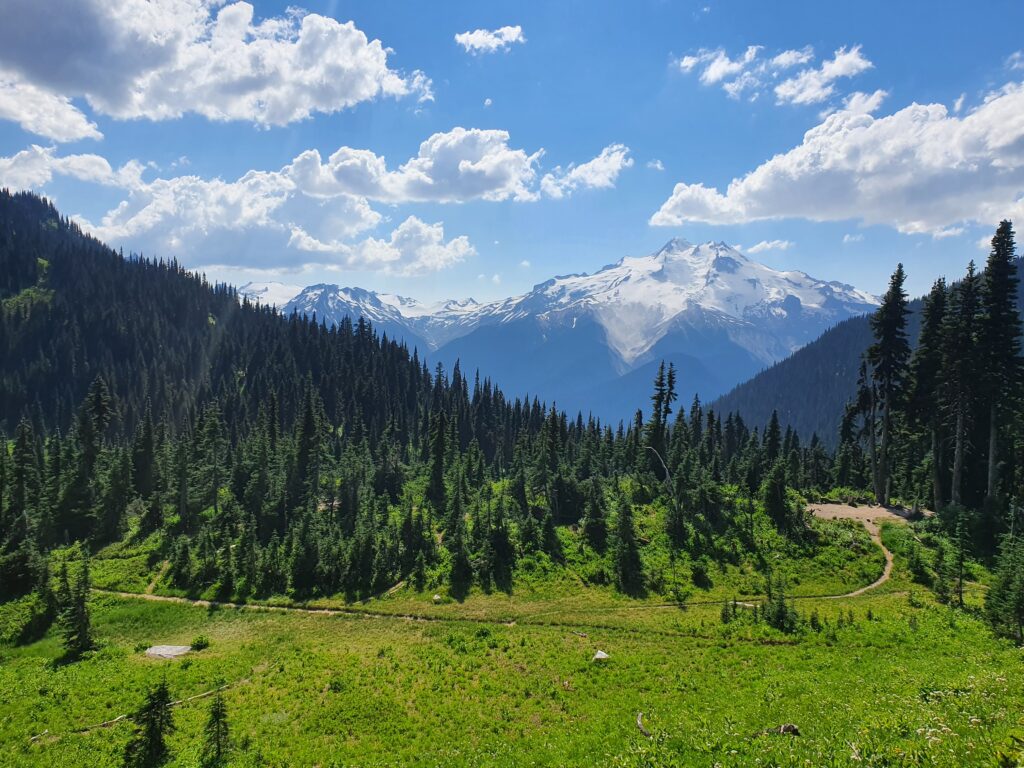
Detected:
left=979, top=221, right=1021, bottom=506
left=866, top=264, right=911, bottom=505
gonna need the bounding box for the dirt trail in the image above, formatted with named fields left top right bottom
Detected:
left=809, top=502, right=913, bottom=598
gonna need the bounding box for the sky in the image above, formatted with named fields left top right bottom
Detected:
left=1, top=0, right=1024, bottom=302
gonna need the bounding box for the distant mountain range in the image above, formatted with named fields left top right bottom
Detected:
left=240, top=239, right=879, bottom=421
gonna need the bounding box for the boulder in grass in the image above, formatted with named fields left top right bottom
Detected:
left=145, top=645, right=191, bottom=659
left=432, top=594, right=443, bottom=604
left=592, top=650, right=609, bottom=662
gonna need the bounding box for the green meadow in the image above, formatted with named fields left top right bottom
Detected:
left=2, top=520, right=1023, bottom=768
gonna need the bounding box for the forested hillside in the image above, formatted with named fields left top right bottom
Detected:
left=2, top=191, right=1023, bottom=659
left=714, top=262, right=1024, bottom=446
left=0, top=191, right=837, bottom=609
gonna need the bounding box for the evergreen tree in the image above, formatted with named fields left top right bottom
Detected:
left=447, top=511, right=473, bottom=600
left=762, top=461, right=794, bottom=534
left=123, top=681, right=175, bottom=768
left=763, top=410, right=782, bottom=466
left=979, top=221, right=1021, bottom=506
left=908, top=278, right=948, bottom=512
left=200, top=693, right=231, bottom=768
left=426, top=410, right=447, bottom=514
left=613, top=495, right=643, bottom=595
left=866, top=264, right=910, bottom=505
left=58, top=555, right=94, bottom=659
left=942, top=262, right=982, bottom=506
left=581, top=479, right=609, bottom=553
left=986, top=534, right=1024, bottom=643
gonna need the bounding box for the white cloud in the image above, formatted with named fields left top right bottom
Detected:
left=1, top=126, right=625, bottom=273
left=520, top=259, right=531, bottom=268
left=291, top=216, right=474, bottom=276
left=677, top=45, right=817, bottom=101
left=646, top=159, right=665, bottom=171
left=770, top=47, right=814, bottom=70
left=0, top=144, right=140, bottom=189
left=0, top=0, right=432, bottom=132
left=455, top=26, right=525, bottom=54
left=843, top=233, right=864, bottom=244
left=0, top=74, right=102, bottom=142
left=745, top=239, right=793, bottom=254
left=953, top=93, right=966, bottom=113
left=775, top=46, right=873, bottom=105
left=540, top=143, right=633, bottom=199
left=287, top=127, right=543, bottom=203
left=1008, top=51, right=1024, bottom=71
left=484, top=98, right=493, bottom=107
left=840, top=89, right=887, bottom=114
left=700, top=46, right=761, bottom=85
left=650, top=82, right=1024, bottom=236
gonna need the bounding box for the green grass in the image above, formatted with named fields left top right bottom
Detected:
left=4, top=516, right=1018, bottom=766
left=2, top=568, right=1023, bottom=766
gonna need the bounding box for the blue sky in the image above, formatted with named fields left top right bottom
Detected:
left=1, top=0, right=1024, bottom=302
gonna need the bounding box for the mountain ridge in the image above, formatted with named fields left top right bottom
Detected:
left=241, top=239, right=880, bottom=419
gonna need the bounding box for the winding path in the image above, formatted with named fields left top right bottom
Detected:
left=809, top=502, right=908, bottom=598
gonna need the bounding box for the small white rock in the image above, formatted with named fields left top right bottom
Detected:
left=592, top=650, right=609, bottom=661
left=432, top=594, right=443, bottom=604
left=145, top=645, right=191, bottom=659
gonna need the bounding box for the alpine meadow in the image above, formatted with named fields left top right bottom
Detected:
left=2, top=2, right=1024, bottom=767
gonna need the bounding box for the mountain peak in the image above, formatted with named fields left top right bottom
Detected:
left=655, top=236, right=693, bottom=255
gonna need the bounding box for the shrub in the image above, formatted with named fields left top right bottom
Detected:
left=191, top=634, right=210, bottom=651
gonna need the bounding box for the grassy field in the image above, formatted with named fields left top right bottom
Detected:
left=2, top=520, right=1023, bottom=767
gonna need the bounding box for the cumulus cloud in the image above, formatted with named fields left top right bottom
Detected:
left=540, top=143, right=633, bottom=199
left=1, top=125, right=627, bottom=273
left=455, top=26, right=525, bottom=54
left=290, top=216, right=474, bottom=276
left=0, top=144, right=141, bottom=189
left=0, top=74, right=102, bottom=142
left=746, top=239, right=793, bottom=254
left=677, top=44, right=816, bottom=101
left=650, top=82, right=1024, bottom=235
left=840, top=89, right=887, bottom=114
left=843, top=233, right=864, bottom=244
left=0, top=0, right=432, bottom=134
left=646, top=159, right=665, bottom=171
left=774, top=46, right=873, bottom=105
left=287, top=127, right=543, bottom=203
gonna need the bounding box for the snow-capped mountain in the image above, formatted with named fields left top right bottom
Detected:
left=248, top=239, right=878, bottom=420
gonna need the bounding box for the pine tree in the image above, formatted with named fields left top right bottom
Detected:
left=763, top=410, right=782, bottom=466
left=908, top=278, right=948, bottom=512
left=123, top=681, right=175, bottom=768
left=866, top=264, right=910, bottom=505
left=200, top=693, right=230, bottom=768
left=979, top=221, right=1021, bottom=506
left=426, top=410, right=447, bottom=514
left=613, top=495, right=643, bottom=595
left=762, top=461, right=793, bottom=534
left=581, top=479, right=609, bottom=553
left=986, top=534, right=1024, bottom=643
left=942, top=262, right=982, bottom=506
left=447, top=510, right=473, bottom=600
left=58, top=555, right=94, bottom=659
